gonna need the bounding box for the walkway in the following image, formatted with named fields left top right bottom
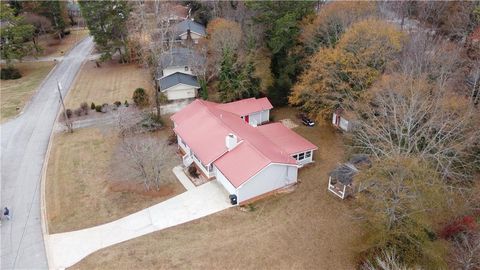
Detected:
left=47, top=180, right=232, bottom=269
left=1, top=37, right=94, bottom=269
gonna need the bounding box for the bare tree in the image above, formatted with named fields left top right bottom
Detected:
left=114, top=110, right=172, bottom=191
left=128, top=0, right=175, bottom=117
left=361, top=249, right=411, bottom=270
left=353, top=74, right=478, bottom=181
left=449, top=231, right=480, bottom=270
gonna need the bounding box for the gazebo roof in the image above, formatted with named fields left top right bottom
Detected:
left=329, top=163, right=358, bottom=185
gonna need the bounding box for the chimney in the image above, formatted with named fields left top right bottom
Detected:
left=225, top=133, right=237, bottom=151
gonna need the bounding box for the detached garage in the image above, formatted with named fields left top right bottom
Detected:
left=158, top=72, right=200, bottom=101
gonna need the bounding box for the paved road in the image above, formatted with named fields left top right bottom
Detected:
left=1, top=37, right=93, bottom=270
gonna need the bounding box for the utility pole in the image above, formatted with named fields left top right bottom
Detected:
left=57, top=81, right=73, bottom=133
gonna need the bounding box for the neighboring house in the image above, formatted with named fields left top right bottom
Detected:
left=158, top=47, right=205, bottom=77
left=332, top=108, right=354, bottom=132
left=164, top=4, right=188, bottom=23
left=171, top=98, right=317, bottom=205
left=174, top=19, right=206, bottom=44
left=158, top=72, right=200, bottom=100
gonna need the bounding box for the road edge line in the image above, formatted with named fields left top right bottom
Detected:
left=40, top=38, right=93, bottom=270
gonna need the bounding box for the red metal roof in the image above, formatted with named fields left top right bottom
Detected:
left=171, top=98, right=315, bottom=187
left=216, top=97, right=273, bottom=116
left=257, top=123, right=318, bottom=155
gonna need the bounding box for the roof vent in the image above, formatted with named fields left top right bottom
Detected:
left=225, top=133, right=237, bottom=151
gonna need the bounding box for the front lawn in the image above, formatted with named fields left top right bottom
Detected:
left=71, top=107, right=364, bottom=269
left=0, top=61, right=56, bottom=122
left=65, top=60, right=154, bottom=110
left=46, top=125, right=184, bottom=234
left=33, top=28, right=89, bottom=57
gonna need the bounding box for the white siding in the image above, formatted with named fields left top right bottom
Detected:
left=179, top=32, right=204, bottom=43
left=163, top=84, right=198, bottom=100
left=163, top=66, right=193, bottom=77
left=249, top=112, right=262, bottom=126
left=214, top=166, right=237, bottom=195
left=247, top=110, right=270, bottom=126
left=261, top=110, right=270, bottom=123
left=237, top=164, right=298, bottom=203
left=339, top=117, right=349, bottom=131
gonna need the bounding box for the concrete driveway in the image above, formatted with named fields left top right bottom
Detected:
left=47, top=180, right=232, bottom=269
left=1, top=37, right=94, bottom=269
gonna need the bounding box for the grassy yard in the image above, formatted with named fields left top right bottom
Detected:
left=0, top=61, right=56, bottom=122
left=71, top=107, right=365, bottom=269
left=33, top=28, right=89, bottom=57
left=46, top=125, right=184, bottom=234
left=65, top=60, right=154, bottom=110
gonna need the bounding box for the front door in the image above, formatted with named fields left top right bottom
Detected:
left=244, top=115, right=249, bottom=123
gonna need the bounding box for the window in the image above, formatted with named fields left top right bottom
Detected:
left=299, top=153, right=305, bottom=160
left=306, top=151, right=311, bottom=158
left=293, top=155, right=298, bottom=160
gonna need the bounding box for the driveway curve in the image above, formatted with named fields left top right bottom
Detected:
left=1, top=37, right=94, bottom=269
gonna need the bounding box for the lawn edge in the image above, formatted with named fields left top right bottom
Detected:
left=40, top=37, right=93, bottom=270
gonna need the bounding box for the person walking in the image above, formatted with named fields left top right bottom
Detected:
left=3, top=207, right=10, bottom=220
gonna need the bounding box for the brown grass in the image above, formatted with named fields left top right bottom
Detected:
left=1, top=61, right=56, bottom=122
left=46, top=126, right=184, bottom=234
left=64, top=60, right=154, bottom=109
left=34, top=28, right=89, bottom=57
left=70, top=107, right=365, bottom=270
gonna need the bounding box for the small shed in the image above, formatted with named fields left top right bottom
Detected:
left=328, top=154, right=371, bottom=199
left=332, top=108, right=354, bottom=132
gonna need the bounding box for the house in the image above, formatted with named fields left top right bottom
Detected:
left=158, top=72, right=200, bottom=100
left=174, top=19, right=206, bottom=44
left=158, top=47, right=205, bottom=78
left=332, top=108, right=354, bottom=132
left=163, top=4, right=188, bottom=23
left=171, top=98, right=318, bottom=205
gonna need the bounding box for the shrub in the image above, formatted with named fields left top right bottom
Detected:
left=101, top=103, right=108, bottom=113
left=439, top=216, right=477, bottom=239
left=158, top=93, right=168, bottom=104
left=139, top=113, right=163, bottom=132
left=74, top=108, right=83, bottom=116
left=132, top=88, right=149, bottom=107
left=80, top=102, right=89, bottom=115
left=65, top=109, right=73, bottom=118
left=91, top=102, right=95, bottom=110
left=188, top=165, right=199, bottom=178
left=95, top=105, right=102, bottom=112
left=114, top=101, right=122, bottom=107
left=1, top=67, right=22, bottom=80
left=167, top=133, right=177, bottom=145
left=124, top=100, right=129, bottom=107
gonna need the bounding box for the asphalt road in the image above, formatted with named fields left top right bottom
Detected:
left=1, top=37, right=93, bottom=270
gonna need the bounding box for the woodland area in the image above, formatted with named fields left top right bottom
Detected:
left=3, top=0, right=479, bottom=269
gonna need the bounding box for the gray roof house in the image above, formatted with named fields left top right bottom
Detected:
left=174, top=20, right=206, bottom=44
left=158, top=72, right=200, bottom=101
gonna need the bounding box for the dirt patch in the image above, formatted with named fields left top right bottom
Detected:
left=32, top=28, right=89, bottom=57
left=108, top=181, right=177, bottom=198
left=71, top=107, right=365, bottom=270
left=279, top=118, right=298, bottom=129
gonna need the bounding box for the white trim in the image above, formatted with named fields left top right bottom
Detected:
left=160, top=82, right=200, bottom=93
left=236, top=162, right=298, bottom=190
left=178, top=31, right=205, bottom=38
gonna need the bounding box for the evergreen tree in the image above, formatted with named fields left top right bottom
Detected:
left=39, top=1, right=67, bottom=40
left=79, top=0, right=131, bottom=62
left=0, top=2, right=34, bottom=69
left=218, top=49, right=241, bottom=102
